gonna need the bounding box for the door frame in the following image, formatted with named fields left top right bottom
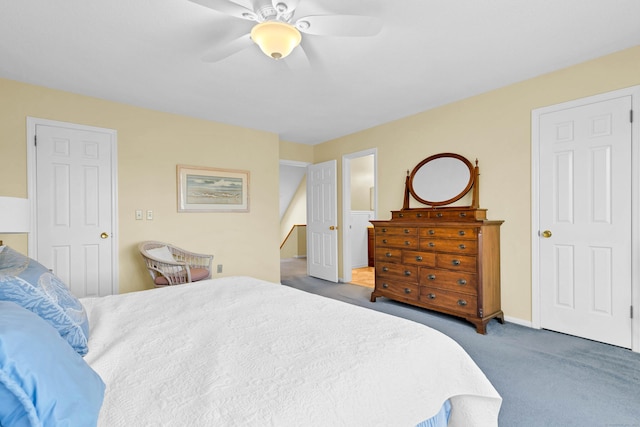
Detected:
left=26, top=117, right=120, bottom=294
left=341, top=148, right=377, bottom=283
left=531, top=86, right=640, bottom=352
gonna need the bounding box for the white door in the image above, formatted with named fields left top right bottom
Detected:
left=35, top=122, right=117, bottom=297
left=538, top=95, right=632, bottom=348
left=307, top=160, right=338, bottom=282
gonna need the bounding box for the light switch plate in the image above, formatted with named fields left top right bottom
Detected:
left=135, top=210, right=143, bottom=220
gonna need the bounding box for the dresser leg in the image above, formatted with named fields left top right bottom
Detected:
left=474, top=321, right=488, bottom=335
left=370, top=292, right=378, bottom=303
left=470, top=312, right=504, bottom=334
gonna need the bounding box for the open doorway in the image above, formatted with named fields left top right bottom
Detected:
left=280, top=151, right=377, bottom=287
left=279, top=160, right=309, bottom=263
left=342, top=149, right=377, bottom=287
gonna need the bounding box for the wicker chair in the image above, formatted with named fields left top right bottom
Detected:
left=139, top=241, right=213, bottom=287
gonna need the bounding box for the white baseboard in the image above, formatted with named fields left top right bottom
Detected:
left=503, top=315, right=534, bottom=329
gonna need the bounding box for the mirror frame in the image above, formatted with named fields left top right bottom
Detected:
left=407, top=152, right=475, bottom=207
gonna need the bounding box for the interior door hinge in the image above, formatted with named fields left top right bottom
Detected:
left=34, top=135, right=37, bottom=146
left=631, top=305, right=634, bottom=319
left=631, top=110, right=634, bottom=123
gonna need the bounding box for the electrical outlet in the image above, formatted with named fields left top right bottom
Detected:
left=217, top=264, right=223, bottom=273
left=135, top=210, right=143, bottom=220
left=146, top=210, right=153, bottom=220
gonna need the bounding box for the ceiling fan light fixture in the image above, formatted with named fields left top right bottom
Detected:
left=250, top=21, right=301, bottom=60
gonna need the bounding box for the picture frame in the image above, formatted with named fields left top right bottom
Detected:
left=177, top=165, right=249, bottom=212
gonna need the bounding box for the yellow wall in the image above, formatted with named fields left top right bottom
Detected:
left=0, top=78, right=281, bottom=293
left=350, top=155, right=374, bottom=211
left=279, top=140, right=314, bottom=163
left=313, top=45, right=640, bottom=322
left=3, top=45, right=639, bottom=318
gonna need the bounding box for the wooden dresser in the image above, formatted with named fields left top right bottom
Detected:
left=370, top=153, right=504, bottom=334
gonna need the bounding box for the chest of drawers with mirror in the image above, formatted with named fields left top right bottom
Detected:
left=370, top=153, right=504, bottom=334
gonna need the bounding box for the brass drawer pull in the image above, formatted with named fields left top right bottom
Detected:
left=404, top=241, right=411, bottom=246
left=382, top=283, right=389, bottom=289
left=415, top=255, right=423, bottom=261
left=404, top=270, right=411, bottom=276
left=383, top=239, right=388, bottom=244
left=459, top=244, right=466, bottom=249
left=404, top=229, right=410, bottom=234
left=428, top=242, right=435, bottom=247
left=428, top=229, right=435, bottom=235
left=404, top=288, right=412, bottom=294
left=427, top=274, right=436, bottom=280
left=399, top=213, right=404, bottom=218
left=382, top=267, right=389, bottom=272
left=382, top=228, right=387, bottom=233
left=427, top=293, right=436, bottom=299
left=457, top=299, right=468, bottom=306
left=452, top=259, right=461, bottom=266
left=459, top=212, right=467, bottom=217
left=457, top=279, right=467, bottom=285
left=436, top=212, right=443, bottom=217
left=385, top=252, right=392, bottom=257
left=417, top=213, right=423, bottom=218
left=458, top=230, right=466, bottom=236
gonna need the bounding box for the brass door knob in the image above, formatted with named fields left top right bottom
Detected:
left=329, top=225, right=337, bottom=230
left=100, top=232, right=109, bottom=239
left=541, top=230, right=552, bottom=238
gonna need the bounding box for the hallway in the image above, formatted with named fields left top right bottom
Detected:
left=280, top=257, right=373, bottom=288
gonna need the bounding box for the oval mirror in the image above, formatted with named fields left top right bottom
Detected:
left=408, top=153, right=474, bottom=206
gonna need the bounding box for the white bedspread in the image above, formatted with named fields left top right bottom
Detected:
left=82, top=277, right=501, bottom=426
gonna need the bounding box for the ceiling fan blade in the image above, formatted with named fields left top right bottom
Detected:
left=202, top=33, right=254, bottom=62
left=283, top=43, right=311, bottom=71
left=295, top=15, right=382, bottom=37
left=188, top=0, right=257, bottom=21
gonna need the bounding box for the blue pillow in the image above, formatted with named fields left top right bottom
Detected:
left=0, top=246, right=89, bottom=356
left=0, top=301, right=105, bottom=427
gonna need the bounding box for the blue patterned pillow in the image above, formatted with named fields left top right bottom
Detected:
left=0, top=301, right=105, bottom=427
left=0, top=246, right=89, bottom=356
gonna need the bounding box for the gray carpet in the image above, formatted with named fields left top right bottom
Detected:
left=280, top=258, right=640, bottom=427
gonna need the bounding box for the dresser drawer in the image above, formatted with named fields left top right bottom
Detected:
left=419, top=227, right=477, bottom=239
left=375, top=247, right=402, bottom=263
left=436, top=254, right=477, bottom=273
left=419, top=287, right=477, bottom=316
left=376, top=262, right=418, bottom=283
left=420, top=239, right=477, bottom=254
left=402, top=250, right=436, bottom=266
left=375, top=279, right=419, bottom=301
left=427, top=210, right=475, bottom=220
left=419, top=268, right=477, bottom=294
left=376, top=235, right=419, bottom=249
left=392, top=211, right=428, bottom=220
left=376, top=226, right=418, bottom=236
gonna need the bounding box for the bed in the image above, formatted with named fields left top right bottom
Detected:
left=0, top=246, right=501, bottom=426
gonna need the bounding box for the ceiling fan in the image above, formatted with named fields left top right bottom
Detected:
left=188, top=0, right=383, bottom=64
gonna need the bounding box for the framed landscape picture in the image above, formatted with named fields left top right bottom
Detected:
left=177, top=165, right=249, bottom=212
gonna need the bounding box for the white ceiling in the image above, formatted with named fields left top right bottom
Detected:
left=1, top=0, right=639, bottom=145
